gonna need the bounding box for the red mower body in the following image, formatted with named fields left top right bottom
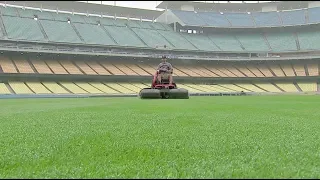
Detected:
left=151, top=71, right=176, bottom=89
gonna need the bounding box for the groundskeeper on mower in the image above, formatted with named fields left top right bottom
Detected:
left=139, top=70, right=189, bottom=99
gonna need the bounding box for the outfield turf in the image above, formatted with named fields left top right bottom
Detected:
left=1, top=95, right=320, bottom=178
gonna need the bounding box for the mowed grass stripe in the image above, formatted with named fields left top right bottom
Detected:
left=0, top=96, right=320, bottom=178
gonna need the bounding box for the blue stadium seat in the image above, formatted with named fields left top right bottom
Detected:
left=197, top=12, right=230, bottom=27
left=252, top=11, right=281, bottom=27
left=224, top=12, right=254, bottom=27
left=279, top=9, right=306, bottom=26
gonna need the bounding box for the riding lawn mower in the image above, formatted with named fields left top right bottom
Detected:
left=139, top=71, right=189, bottom=99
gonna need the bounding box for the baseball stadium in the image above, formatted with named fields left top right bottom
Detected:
left=1, top=1, right=320, bottom=178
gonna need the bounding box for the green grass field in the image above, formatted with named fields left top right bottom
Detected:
left=1, top=96, right=320, bottom=178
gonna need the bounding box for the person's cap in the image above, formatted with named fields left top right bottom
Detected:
left=162, top=55, right=167, bottom=59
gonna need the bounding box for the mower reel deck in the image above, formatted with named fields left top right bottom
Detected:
left=139, top=72, right=189, bottom=99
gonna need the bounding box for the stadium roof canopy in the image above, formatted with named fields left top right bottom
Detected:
left=156, top=1, right=311, bottom=12
left=0, top=1, right=163, bottom=20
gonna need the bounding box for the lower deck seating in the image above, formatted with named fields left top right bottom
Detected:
left=297, top=83, right=318, bottom=92
left=26, top=82, right=52, bottom=94
left=0, top=82, right=318, bottom=95
left=0, top=83, right=11, bottom=94
left=60, top=82, right=89, bottom=94
left=89, top=83, right=119, bottom=94
left=199, top=85, right=233, bottom=92
left=9, top=82, right=34, bottom=94
left=104, top=83, right=136, bottom=93
left=75, top=82, right=104, bottom=94
left=218, top=84, right=251, bottom=92
left=236, top=84, right=266, bottom=92
left=1, top=56, right=318, bottom=78
left=254, top=83, right=282, bottom=92
left=42, top=82, right=69, bottom=94
left=177, top=84, right=205, bottom=93
left=119, top=83, right=144, bottom=93
left=275, top=83, right=299, bottom=92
